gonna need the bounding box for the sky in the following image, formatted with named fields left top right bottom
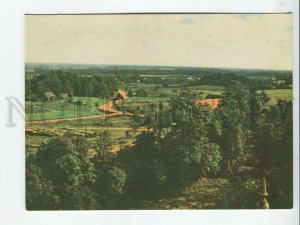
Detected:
left=25, top=14, right=293, bottom=70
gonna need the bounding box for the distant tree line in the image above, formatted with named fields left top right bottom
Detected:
left=117, top=72, right=292, bottom=90
left=25, top=70, right=116, bottom=101
left=26, top=67, right=292, bottom=102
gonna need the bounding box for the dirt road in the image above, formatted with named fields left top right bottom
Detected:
left=26, top=100, right=132, bottom=125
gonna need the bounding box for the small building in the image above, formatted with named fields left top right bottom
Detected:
left=44, top=91, right=56, bottom=101
left=61, top=93, right=70, bottom=102
left=116, top=89, right=128, bottom=100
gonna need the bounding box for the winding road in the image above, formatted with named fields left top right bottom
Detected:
left=26, top=99, right=132, bottom=125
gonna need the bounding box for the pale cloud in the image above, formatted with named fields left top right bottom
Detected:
left=25, top=14, right=292, bottom=70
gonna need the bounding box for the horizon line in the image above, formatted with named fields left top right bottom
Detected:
left=25, top=62, right=293, bottom=72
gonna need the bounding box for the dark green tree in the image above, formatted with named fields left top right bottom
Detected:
left=32, top=134, right=99, bottom=209
left=93, top=129, right=114, bottom=162
left=251, top=100, right=293, bottom=208
left=217, top=81, right=250, bottom=174
left=26, top=163, right=61, bottom=210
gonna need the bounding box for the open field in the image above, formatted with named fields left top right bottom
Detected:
left=26, top=97, right=107, bottom=121
left=262, top=89, right=293, bottom=102
left=25, top=115, right=145, bottom=156
left=123, top=96, right=170, bottom=111
left=126, top=83, right=224, bottom=97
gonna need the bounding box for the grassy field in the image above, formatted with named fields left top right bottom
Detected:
left=123, top=96, right=170, bottom=111
left=262, top=89, right=293, bottom=102
left=26, top=97, right=107, bottom=121
left=124, top=83, right=224, bottom=99
left=25, top=115, right=140, bottom=155
left=158, top=86, right=223, bottom=97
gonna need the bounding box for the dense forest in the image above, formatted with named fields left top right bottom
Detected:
left=25, top=70, right=116, bottom=101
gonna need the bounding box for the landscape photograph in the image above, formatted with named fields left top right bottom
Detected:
left=25, top=14, right=293, bottom=210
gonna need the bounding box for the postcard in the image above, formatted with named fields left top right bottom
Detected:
left=24, top=14, right=293, bottom=210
